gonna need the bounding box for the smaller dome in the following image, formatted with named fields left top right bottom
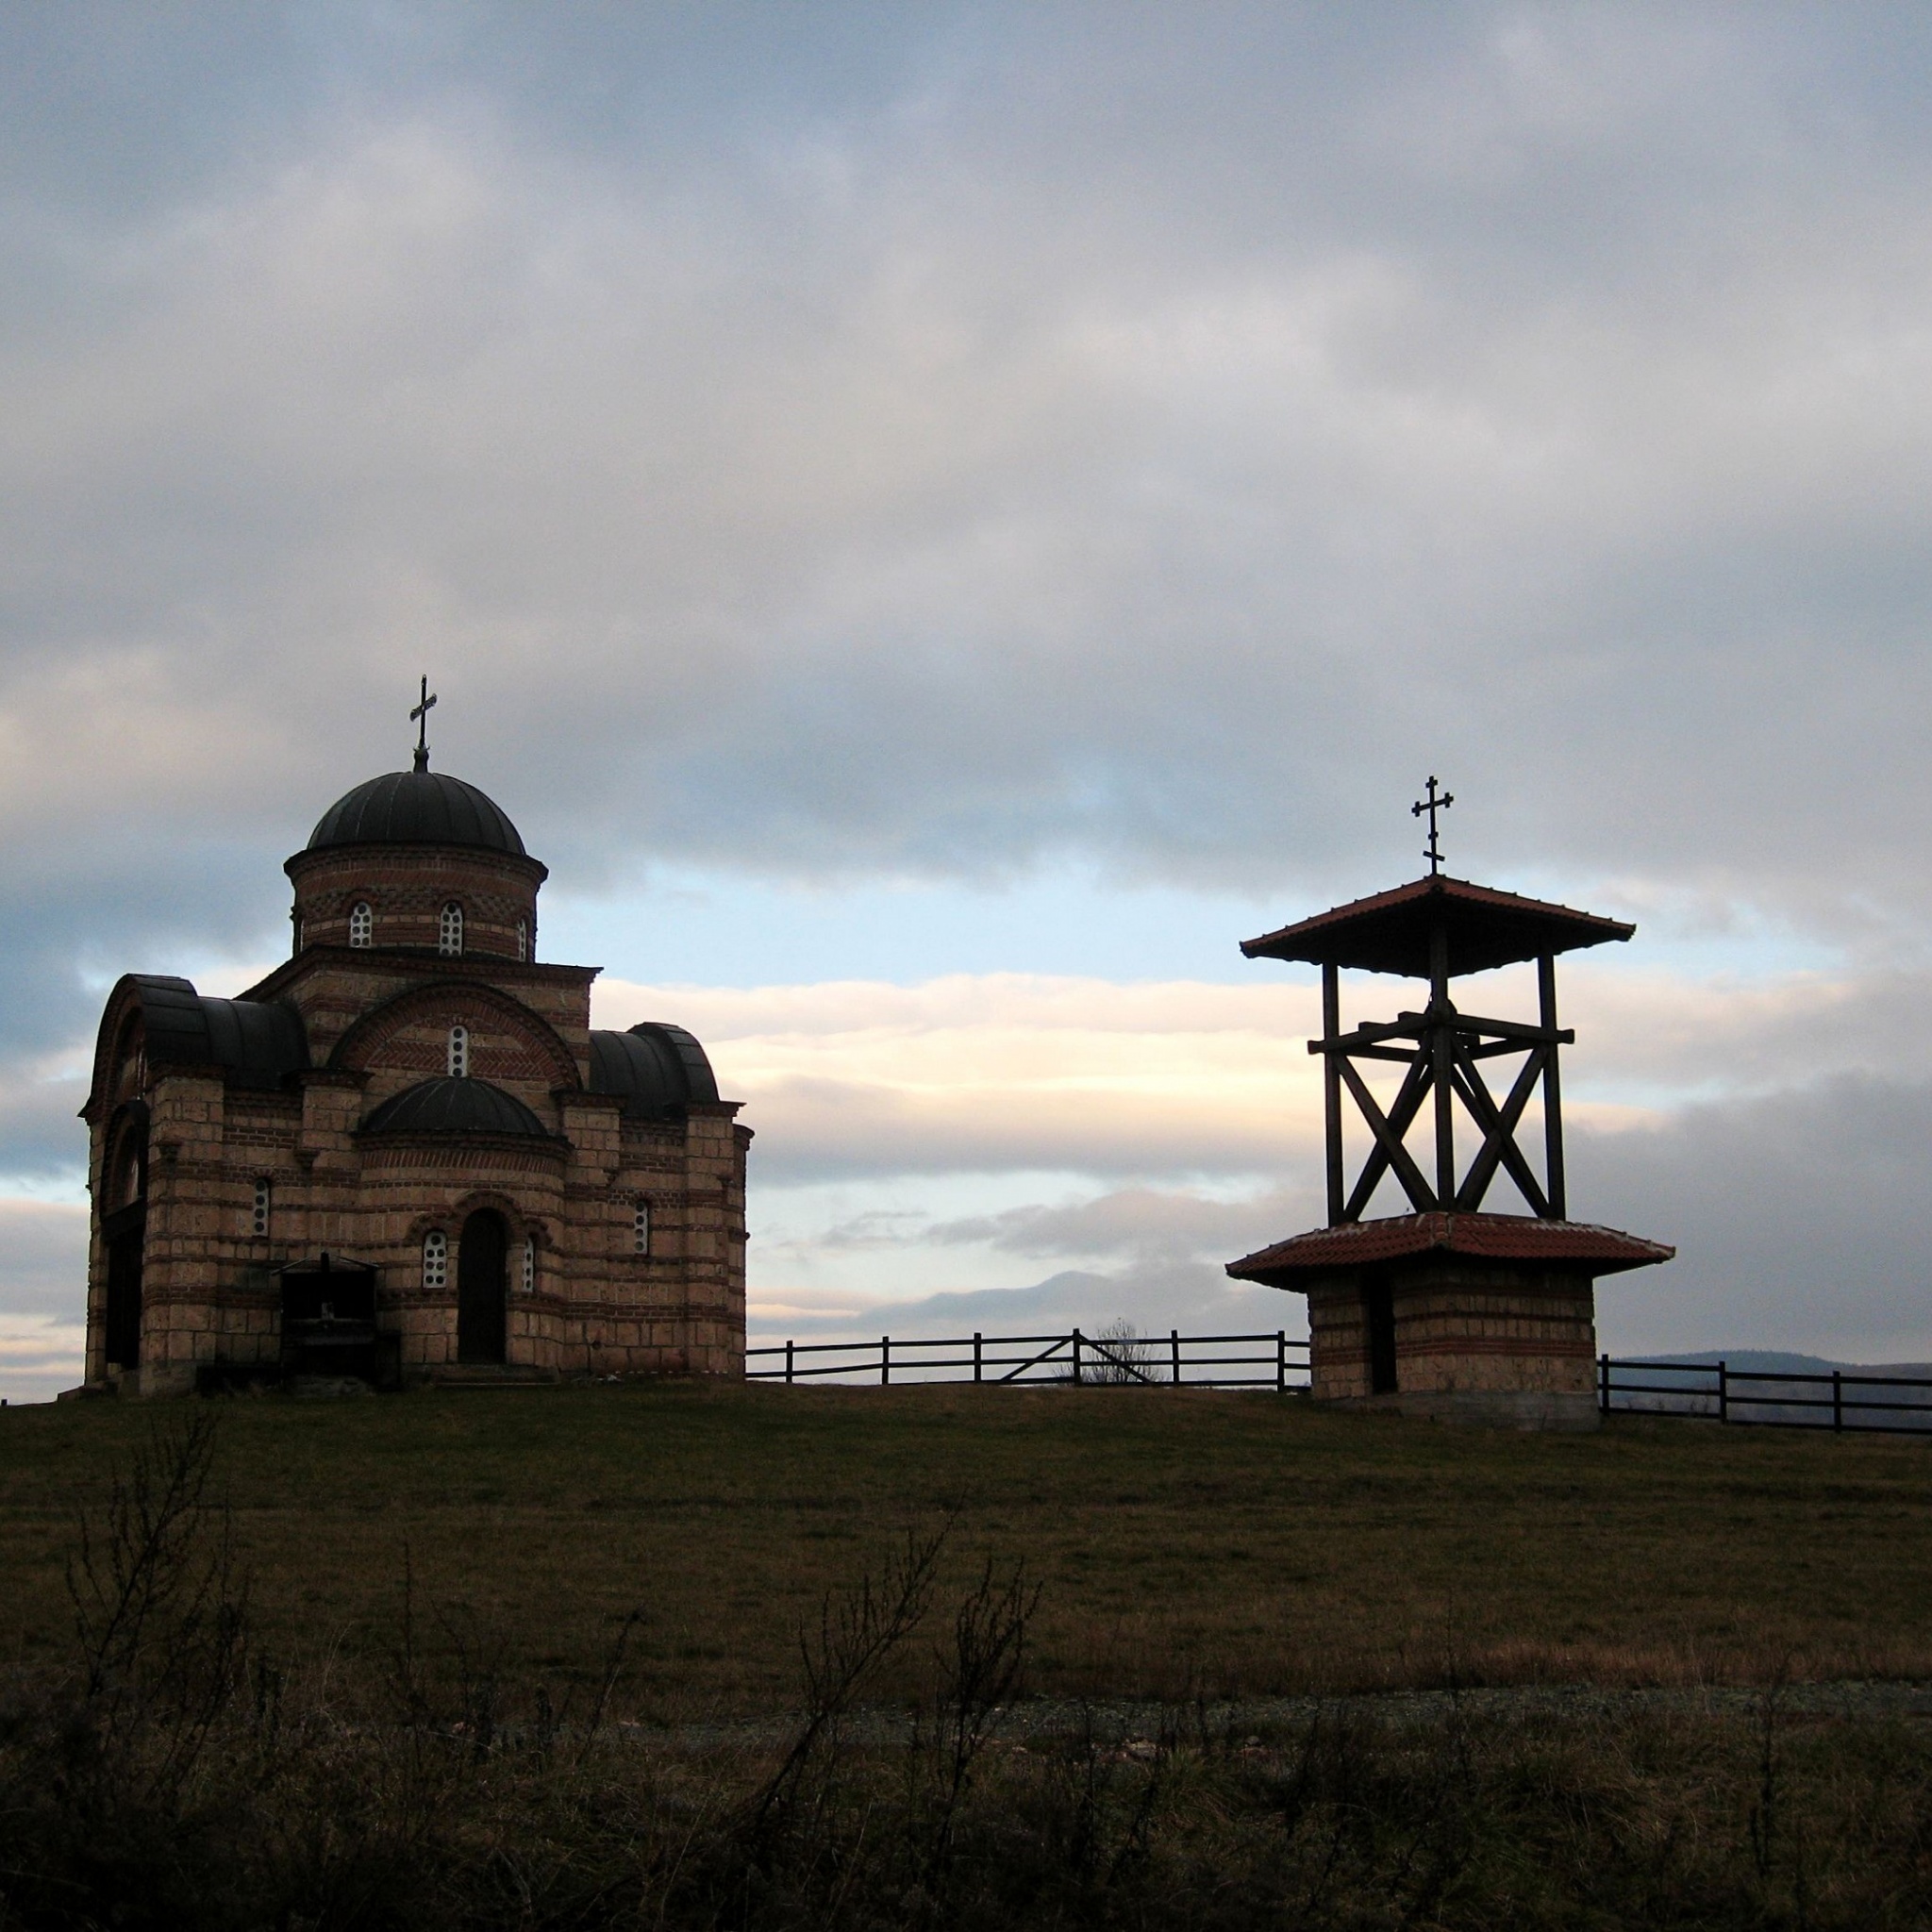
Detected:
left=358, top=1077, right=550, bottom=1139
left=589, top=1023, right=721, bottom=1121
left=308, top=771, right=525, bottom=856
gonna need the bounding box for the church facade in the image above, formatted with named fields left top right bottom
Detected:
left=78, top=741, right=749, bottom=1395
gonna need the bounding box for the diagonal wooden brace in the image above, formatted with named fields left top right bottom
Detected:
left=1339, top=1056, right=1439, bottom=1214
left=1450, top=1046, right=1551, bottom=1216
left=1341, top=1052, right=1435, bottom=1221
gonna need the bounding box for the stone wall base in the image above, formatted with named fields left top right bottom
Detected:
left=1336, top=1387, right=1601, bottom=1432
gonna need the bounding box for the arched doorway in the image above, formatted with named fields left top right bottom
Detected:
left=457, top=1209, right=508, bottom=1365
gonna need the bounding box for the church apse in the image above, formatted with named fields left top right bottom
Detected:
left=76, top=688, right=751, bottom=1396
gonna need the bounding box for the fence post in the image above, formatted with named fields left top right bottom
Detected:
left=1171, top=1328, right=1181, bottom=1387
left=1833, top=1369, right=1843, bottom=1434
left=881, top=1335, right=891, bottom=1387
left=785, top=1339, right=794, bottom=1386
left=1717, top=1358, right=1727, bottom=1424
left=1073, top=1328, right=1083, bottom=1386
left=1598, top=1353, right=1608, bottom=1415
left=974, top=1332, right=983, bottom=1384
left=1276, top=1331, right=1287, bottom=1392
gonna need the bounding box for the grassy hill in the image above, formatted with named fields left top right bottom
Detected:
left=2, top=1381, right=1929, bottom=1715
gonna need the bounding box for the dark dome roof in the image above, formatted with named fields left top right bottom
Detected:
left=308, top=770, right=525, bottom=856
left=358, top=1077, right=551, bottom=1139
left=589, top=1023, right=720, bottom=1121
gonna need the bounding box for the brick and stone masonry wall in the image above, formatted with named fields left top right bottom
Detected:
left=94, top=1071, right=750, bottom=1392
left=1307, top=1261, right=1600, bottom=1403
left=285, top=845, right=548, bottom=965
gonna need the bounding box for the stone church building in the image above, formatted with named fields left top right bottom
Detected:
left=79, top=736, right=749, bottom=1395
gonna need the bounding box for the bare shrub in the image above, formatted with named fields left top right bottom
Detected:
left=1085, top=1319, right=1163, bottom=1385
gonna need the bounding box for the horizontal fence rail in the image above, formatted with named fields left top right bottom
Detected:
left=747, top=1329, right=1310, bottom=1391
left=1600, top=1357, right=1932, bottom=1436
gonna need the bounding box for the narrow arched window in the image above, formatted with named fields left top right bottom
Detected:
left=447, top=1024, right=469, bottom=1078
left=516, top=917, right=529, bottom=962
left=349, top=902, right=373, bottom=948
left=439, top=902, right=464, bottom=956
left=291, top=914, right=303, bottom=955
left=633, top=1197, right=651, bottom=1256
left=423, top=1230, right=448, bottom=1290
left=251, top=1176, right=271, bottom=1239
left=521, top=1237, right=536, bottom=1293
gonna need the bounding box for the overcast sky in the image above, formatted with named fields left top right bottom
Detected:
left=6, top=4, right=1932, bottom=1398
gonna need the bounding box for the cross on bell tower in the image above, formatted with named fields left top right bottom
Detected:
left=1412, top=775, right=1453, bottom=875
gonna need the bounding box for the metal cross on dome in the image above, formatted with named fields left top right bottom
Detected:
left=409, top=676, right=438, bottom=774
left=1411, top=775, right=1453, bottom=874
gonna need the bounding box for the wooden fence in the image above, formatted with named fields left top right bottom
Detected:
left=746, top=1328, right=1309, bottom=1391
left=1599, top=1357, right=1932, bottom=1435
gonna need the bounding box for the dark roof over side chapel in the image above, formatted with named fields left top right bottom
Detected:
left=307, top=770, right=526, bottom=856
left=109, top=975, right=309, bottom=1091
left=589, top=1024, right=721, bottom=1121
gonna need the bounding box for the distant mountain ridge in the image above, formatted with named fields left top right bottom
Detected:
left=1627, top=1350, right=1932, bottom=1377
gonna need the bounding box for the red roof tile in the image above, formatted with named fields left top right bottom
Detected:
left=1227, top=1212, right=1674, bottom=1284
left=1241, top=874, right=1634, bottom=978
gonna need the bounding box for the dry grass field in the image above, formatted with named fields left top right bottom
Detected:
left=2, top=1380, right=1928, bottom=1717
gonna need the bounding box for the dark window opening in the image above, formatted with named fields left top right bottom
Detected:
left=457, top=1209, right=508, bottom=1365
left=1363, top=1279, right=1398, bottom=1394
left=105, top=1218, right=144, bottom=1371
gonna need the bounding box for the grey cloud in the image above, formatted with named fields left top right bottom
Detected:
left=1574, top=1074, right=1932, bottom=1360
left=0, top=1202, right=87, bottom=1318
left=11, top=5, right=1932, bottom=1353
left=6, top=8, right=1932, bottom=921
left=928, top=1185, right=1315, bottom=1265
left=751, top=1260, right=1286, bottom=1346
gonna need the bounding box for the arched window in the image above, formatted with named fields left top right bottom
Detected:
left=447, top=1024, right=469, bottom=1078
left=439, top=902, right=464, bottom=956
left=516, top=917, right=529, bottom=962
left=633, top=1197, right=651, bottom=1256
left=349, top=902, right=373, bottom=948
left=251, top=1176, right=271, bottom=1239
left=521, top=1236, right=536, bottom=1293
left=114, top=1131, right=146, bottom=1208
left=291, top=915, right=304, bottom=955
left=423, top=1230, right=448, bottom=1290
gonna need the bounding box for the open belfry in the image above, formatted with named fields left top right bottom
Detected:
left=1227, top=782, right=1672, bottom=1428
left=79, top=687, right=750, bottom=1395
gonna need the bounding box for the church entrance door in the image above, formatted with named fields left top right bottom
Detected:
left=103, top=1207, right=144, bottom=1371
left=457, top=1210, right=508, bottom=1365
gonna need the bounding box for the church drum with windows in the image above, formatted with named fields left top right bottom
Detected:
left=78, top=737, right=750, bottom=1394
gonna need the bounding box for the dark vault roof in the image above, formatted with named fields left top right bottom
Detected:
left=308, top=770, right=525, bottom=856
left=589, top=1024, right=722, bottom=1121
left=118, top=976, right=309, bottom=1090
left=358, top=1077, right=551, bottom=1138
left=1241, top=874, right=1634, bottom=979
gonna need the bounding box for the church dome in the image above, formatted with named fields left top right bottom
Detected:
left=358, top=1077, right=551, bottom=1138
left=308, top=771, right=525, bottom=857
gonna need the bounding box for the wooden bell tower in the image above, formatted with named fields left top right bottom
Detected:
left=1227, top=785, right=1673, bottom=1429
